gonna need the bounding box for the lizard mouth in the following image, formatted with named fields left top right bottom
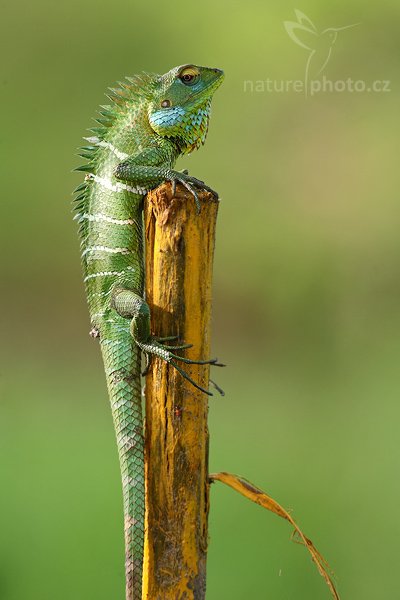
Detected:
left=187, top=69, right=224, bottom=107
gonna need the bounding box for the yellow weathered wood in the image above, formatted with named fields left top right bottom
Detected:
left=142, top=182, right=219, bottom=600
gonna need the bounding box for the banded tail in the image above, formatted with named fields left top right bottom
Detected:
left=100, top=325, right=144, bottom=599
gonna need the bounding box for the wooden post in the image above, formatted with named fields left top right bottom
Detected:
left=142, top=182, right=219, bottom=600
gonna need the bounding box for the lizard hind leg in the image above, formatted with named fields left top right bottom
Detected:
left=112, top=288, right=224, bottom=396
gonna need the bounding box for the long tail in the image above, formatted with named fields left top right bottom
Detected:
left=100, top=329, right=144, bottom=600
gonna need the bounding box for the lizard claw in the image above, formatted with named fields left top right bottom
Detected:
left=168, top=175, right=219, bottom=213
left=210, top=378, right=225, bottom=396
left=168, top=177, right=200, bottom=212
left=179, top=179, right=201, bottom=213
left=186, top=176, right=219, bottom=200
left=139, top=335, right=224, bottom=396
left=171, top=178, right=177, bottom=197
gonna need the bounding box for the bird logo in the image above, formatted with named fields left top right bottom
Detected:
left=284, top=10, right=359, bottom=95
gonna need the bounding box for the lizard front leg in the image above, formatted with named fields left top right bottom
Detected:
left=111, top=288, right=223, bottom=396
left=114, top=149, right=218, bottom=212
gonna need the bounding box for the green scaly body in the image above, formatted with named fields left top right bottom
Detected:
left=74, top=65, right=224, bottom=599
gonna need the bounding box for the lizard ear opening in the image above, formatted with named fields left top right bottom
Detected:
left=161, top=99, right=171, bottom=108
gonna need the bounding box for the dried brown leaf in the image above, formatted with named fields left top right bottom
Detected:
left=209, top=471, right=339, bottom=600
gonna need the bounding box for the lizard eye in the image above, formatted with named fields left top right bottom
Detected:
left=181, top=73, right=195, bottom=83
left=179, top=67, right=199, bottom=86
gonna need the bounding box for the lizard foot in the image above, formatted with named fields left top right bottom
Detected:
left=139, top=336, right=224, bottom=396
left=170, top=175, right=218, bottom=213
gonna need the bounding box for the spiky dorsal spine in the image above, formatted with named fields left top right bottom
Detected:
left=75, top=72, right=158, bottom=167
left=73, top=71, right=159, bottom=239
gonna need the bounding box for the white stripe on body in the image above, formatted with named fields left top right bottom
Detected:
left=82, top=245, right=132, bottom=257
left=86, top=173, right=148, bottom=195
left=91, top=290, right=113, bottom=298
left=84, top=137, right=129, bottom=161
left=84, top=267, right=134, bottom=282
left=79, top=212, right=135, bottom=225
left=90, top=312, right=107, bottom=319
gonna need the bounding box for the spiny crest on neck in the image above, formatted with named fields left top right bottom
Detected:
left=73, top=71, right=159, bottom=232
left=77, top=71, right=159, bottom=155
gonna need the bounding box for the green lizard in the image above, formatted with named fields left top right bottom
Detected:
left=74, top=64, right=224, bottom=600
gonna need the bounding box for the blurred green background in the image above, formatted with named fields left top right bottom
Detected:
left=1, top=0, right=399, bottom=598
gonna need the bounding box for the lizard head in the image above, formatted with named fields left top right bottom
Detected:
left=148, top=64, right=224, bottom=154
